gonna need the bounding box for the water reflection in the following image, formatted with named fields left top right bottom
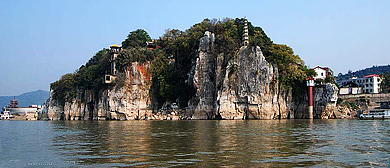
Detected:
left=47, top=120, right=390, bottom=167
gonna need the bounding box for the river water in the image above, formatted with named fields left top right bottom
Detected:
left=0, top=119, right=389, bottom=167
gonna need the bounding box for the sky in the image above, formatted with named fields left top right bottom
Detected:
left=0, top=0, right=389, bottom=96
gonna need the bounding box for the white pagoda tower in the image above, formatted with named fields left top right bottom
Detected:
left=243, top=17, right=249, bottom=46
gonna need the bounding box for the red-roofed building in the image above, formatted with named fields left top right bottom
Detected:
left=364, top=74, right=380, bottom=78
left=361, top=74, right=382, bottom=93
left=312, top=66, right=334, bottom=80
left=146, top=40, right=160, bottom=50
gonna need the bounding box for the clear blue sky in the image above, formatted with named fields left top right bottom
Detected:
left=0, top=0, right=389, bottom=96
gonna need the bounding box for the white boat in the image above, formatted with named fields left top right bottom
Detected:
left=359, top=101, right=390, bottom=119
left=1, top=110, right=13, bottom=120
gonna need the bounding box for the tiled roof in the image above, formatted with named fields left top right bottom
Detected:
left=364, top=74, right=380, bottom=78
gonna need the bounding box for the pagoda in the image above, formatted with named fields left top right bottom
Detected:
left=243, top=17, right=249, bottom=46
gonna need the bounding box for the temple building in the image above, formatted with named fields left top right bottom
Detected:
left=104, top=44, right=121, bottom=84
left=9, top=97, right=18, bottom=108
left=2, top=97, right=41, bottom=115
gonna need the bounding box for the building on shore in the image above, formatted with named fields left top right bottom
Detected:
left=337, top=74, right=382, bottom=94
left=2, top=97, right=41, bottom=115
left=312, top=66, right=334, bottom=80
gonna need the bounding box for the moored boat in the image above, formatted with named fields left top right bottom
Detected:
left=1, top=110, right=13, bottom=120
left=358, top=101, right=390, bottom=119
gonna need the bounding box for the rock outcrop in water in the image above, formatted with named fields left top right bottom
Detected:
left=44, top=62, right=157, bottom=120
left=293, top=83, right=339, bottom=119
left=187, top=31, right=291, bottom=119
left=42, top=31, right=339, bottom=120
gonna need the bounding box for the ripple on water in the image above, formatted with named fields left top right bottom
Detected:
left=1, top=120, right=390, bottom=167
left=197, top=152, right=216, bottom=155
left=174, top=153, right=196, bottom=157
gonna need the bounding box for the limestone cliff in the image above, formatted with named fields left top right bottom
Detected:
left=216, top=46, right=292, bottom=120
left=187, top=31, right=292, bottom=119
left=42, top=62, right=155, bottom=120
left=293, top=83, right=340, bottom=119
left=43, top=30, right=340, bottom=120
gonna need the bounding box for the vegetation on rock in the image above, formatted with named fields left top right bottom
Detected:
left=50, top=49, right=111, bottom=106
left=122, top=29, right=151, bottom=49
left=50, top=17, right=316, bottom=107
left=381, top=72, right=390, bottom=93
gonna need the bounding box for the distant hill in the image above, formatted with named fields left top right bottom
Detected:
left=0, top=90, right=49, bottom=110
left=336, top=65, right=390, bottom=81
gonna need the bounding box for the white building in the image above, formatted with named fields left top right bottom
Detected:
left=337, top=74, right=382, bottom=94
left=361, top=74, right=382, bottom=93
left=313, top=66, right=333, bottom=80
left=339, top=87, right=362, bottom=95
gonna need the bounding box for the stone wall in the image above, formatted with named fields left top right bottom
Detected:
left=338, top=93, right=390, bottom=107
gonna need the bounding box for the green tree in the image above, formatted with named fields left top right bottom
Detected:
left=264, top=44, right=310, bottom=99
left=325, top=75, right=336, bottom=84
left=122, top=29, right=151, bottom=49
left=51, top=49, right=111, bottom=104
left=380, top=72, right=390, bottom=93
left=50, top=73, right=78, bottom=106
left=116, top=48, right=143, bottom=72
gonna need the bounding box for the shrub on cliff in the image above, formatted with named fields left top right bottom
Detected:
left=51, top=49, right=111, bottom=105
left=262, top=44, right=313, bottom=99
left=77, top=49, right=111, bottom=97
left=116, top=47, right=160, bottom=72
left=381, top=72, right=390, bottom=93
left=50, top=73, right=78, bottom=106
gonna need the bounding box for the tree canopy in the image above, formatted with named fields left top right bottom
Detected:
left=381, top=72, right=390, bottom=93
left=122, top=29, right=151, bottom=49
left=50, top=49, right=111, bottom=105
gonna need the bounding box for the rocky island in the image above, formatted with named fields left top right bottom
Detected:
left=41, top=18, right=345, bottom=120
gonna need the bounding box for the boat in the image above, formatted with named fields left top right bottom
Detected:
left=1, top=110, right=13, bottom=120
left=358, top=101, right=390, bottom=119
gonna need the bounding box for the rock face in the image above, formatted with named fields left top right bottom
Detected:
left=187, top=31, right=292, bottom=119
left=187, top=31, right=217, bottom=119
left=43, top=30, right=340, bottom=120
left=42, top=62, right=157, bottom=120
left=293, top=83, right=339, bottom=119
left=217, top=46, right=293, bottom=120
